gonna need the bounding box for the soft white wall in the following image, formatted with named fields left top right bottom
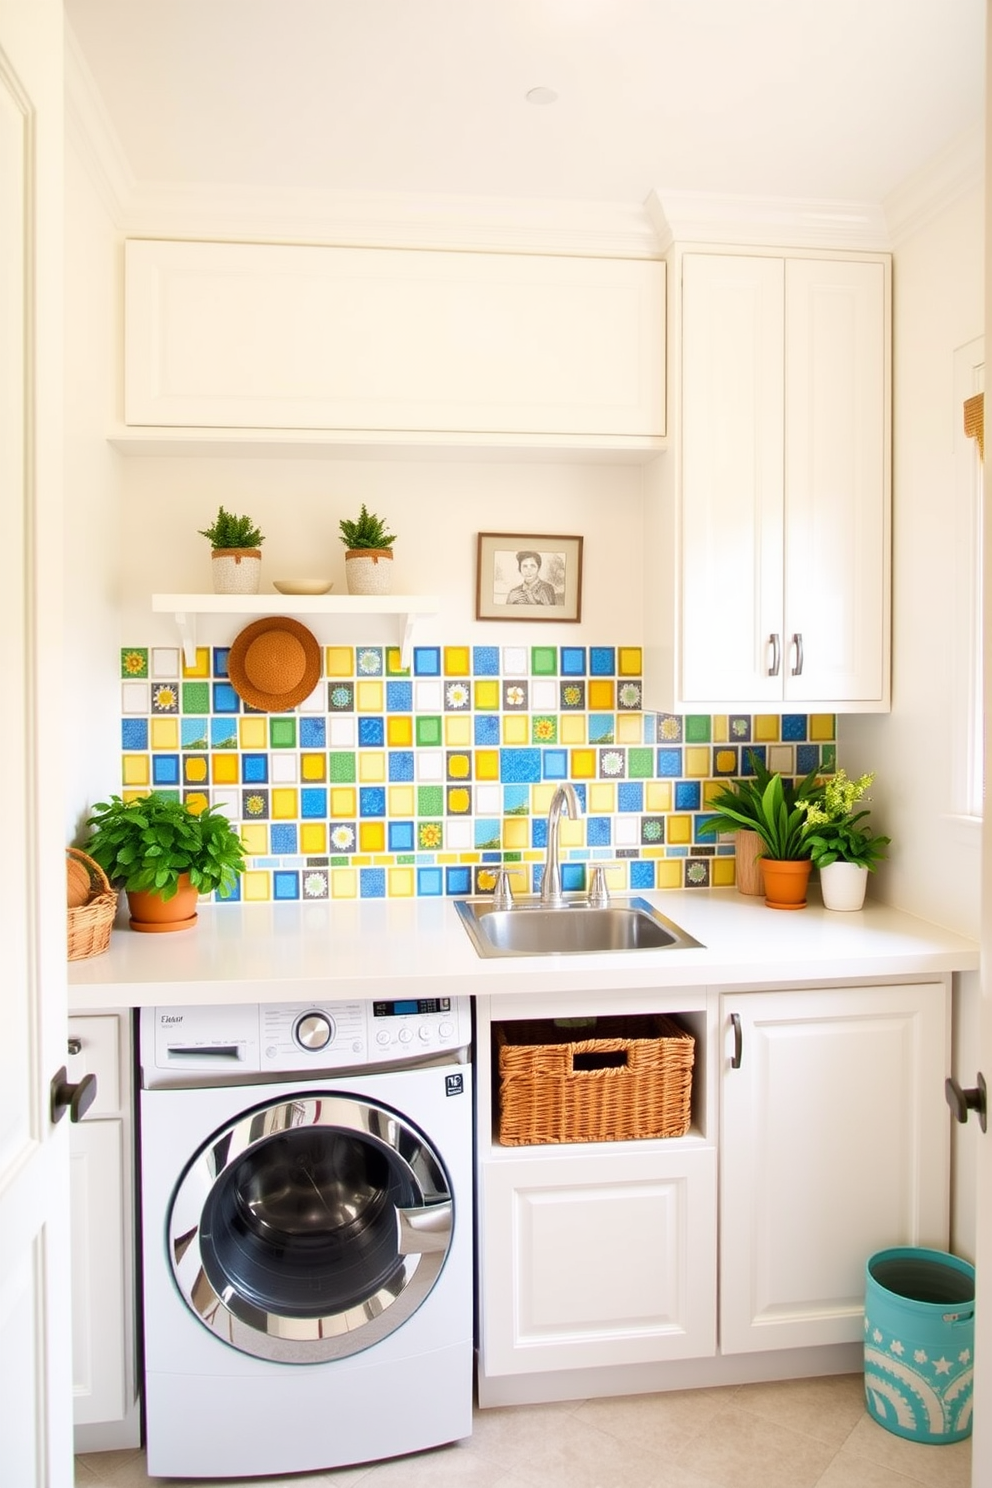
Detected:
left=841, top=183, right=984, bottom=940
left=63, top=125, right=124, bottom=838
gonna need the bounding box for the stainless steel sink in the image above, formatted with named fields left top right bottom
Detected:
left=453, top=895, right=703, bottom=958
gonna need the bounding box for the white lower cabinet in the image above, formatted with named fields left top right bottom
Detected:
left=68, top=1012, right=140, bottom=1452
left=720, top=982, right=950, bottom=1356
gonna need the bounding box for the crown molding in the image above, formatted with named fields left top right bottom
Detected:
left=644, top=188, right=891, bottom=253
left=883, top=123, right=984, bottom=246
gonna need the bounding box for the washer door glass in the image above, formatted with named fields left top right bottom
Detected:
left=168, top=1092, right=454, bottom=1363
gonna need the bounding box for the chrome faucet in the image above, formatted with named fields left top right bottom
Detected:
left=539, top=783, right=581, bottom=906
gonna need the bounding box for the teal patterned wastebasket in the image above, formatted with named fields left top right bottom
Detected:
left=864, top=1247, right=975, bottom=1444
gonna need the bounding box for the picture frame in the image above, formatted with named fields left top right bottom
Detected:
left=475, top=533, right=583, bottom=622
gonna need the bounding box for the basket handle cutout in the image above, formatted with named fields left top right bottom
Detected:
left=572, top=1050, right=628, bottom=1072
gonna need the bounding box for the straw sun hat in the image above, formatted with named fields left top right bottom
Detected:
left=227, top=617, right=321, bottom=712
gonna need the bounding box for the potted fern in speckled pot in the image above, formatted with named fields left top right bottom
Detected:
left=339, top=504, right=396, bottom=595
left=199, top=505, right=266, bottom=594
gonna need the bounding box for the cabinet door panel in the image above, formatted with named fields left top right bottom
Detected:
left=721, top=984, right=948, bottom=1355
left=481, top=1145, right=716, bottom=1376
left=680, top=253, right=784, bottom=705
left=784, top=259, right=888, bottom=702
left=70, top=1120, right=127, bottom=1425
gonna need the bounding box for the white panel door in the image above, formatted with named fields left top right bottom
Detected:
left=680, top=253, right=784, bottom=705
left=480, top=1144, right=716, bottom=1377
left=0, top=2, right=71, bottom=1485
left=721, top=984, right=950, bottom=1356
left=784, top=258, right=889, bottom=703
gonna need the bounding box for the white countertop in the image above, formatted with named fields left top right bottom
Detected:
left=67, top=888, right=979, bottom=1010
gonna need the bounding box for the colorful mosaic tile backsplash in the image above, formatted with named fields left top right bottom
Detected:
left=119, top=641, right=837, bottom=902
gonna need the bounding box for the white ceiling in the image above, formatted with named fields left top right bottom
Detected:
left=64, top=0, right=985, bottom=216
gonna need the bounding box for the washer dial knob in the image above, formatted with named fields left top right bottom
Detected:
left=294, top=1011, right=334, bottom=1051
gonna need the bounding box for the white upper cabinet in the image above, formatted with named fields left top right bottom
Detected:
left=123, top=240, right=666, bottom=448
left=646, top=247, right=890, bottom=713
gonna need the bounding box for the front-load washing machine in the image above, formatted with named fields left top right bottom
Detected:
left=137, top=996, right=473, bottom=1479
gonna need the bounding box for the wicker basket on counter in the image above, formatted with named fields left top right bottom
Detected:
left=494, top=1013, right=694, bottom=1146
left=66, top=847, right=118, bottom=961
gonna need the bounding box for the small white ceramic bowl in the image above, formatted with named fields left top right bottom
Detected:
left=272, top=579, right=334, bottom=595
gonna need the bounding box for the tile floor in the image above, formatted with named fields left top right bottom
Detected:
left=75, top=1374, right=972, bottom=1488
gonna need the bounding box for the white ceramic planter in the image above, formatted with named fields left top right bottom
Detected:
left=344, top=549, right=393, bottom=595
left=819, top=861, right=869, bottom=912
left=211, top=548, right=262, bottom=594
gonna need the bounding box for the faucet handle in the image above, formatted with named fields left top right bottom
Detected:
left=491, top=870, right=516, bottom=910
left=587, top=867, right=610, bottom=908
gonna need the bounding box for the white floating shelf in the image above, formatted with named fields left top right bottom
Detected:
left=152, top=593, right=440, bottom=670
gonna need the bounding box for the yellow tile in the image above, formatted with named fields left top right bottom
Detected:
left=387, top=715, right=413, bottom=747
left=656, top=860, right=683, bottom=889
left=588, top=783, right=616, bottom=813
left=703, top=779, right=730, bottom=808
left=602, top=865, right=626, bottom=891
left=618, top=647, right=642, bottom=676
left=444, top=715, right=472, bottom=747
left=476, top=750, right=500, bottom=781
left=242, top=871, right=271, bottom=901
left=330, top=869, right=358, bottom=899
left=241, top=823, right=268, bottom=855
left=358, top=752, right=385, bottom=782
left=560, top=714, right=586, bottom=744
left=588, top=679, right=615, bottom=710
left=325, top=647, right=354, bottom=677
left=616, top=714, right=642, bottom=743
left=184, top=756, right=208, bottom=783
left=684, top=747, right=710, bottom=778
left=644, top=781, right=672, bottom=813
left=476, top=866, right=500, bottom=893
left=502, top=715, right=529, bottom=745
left=330, top=787, right=357, bottom=818
left=457, top=852, right=481, bottom=863
left=300, top=822, right=327, bottom=854
left=122, top=789, right=150, bottom=803
left=181, top=647, right=210, bottom=678
left=560, top=818, right=583, bottom=847
left=388, top=785, right=415, bottom=816
left=443, top=646, right=471, bottom=676
left=359, top=821, right=385, bottom=852
left=448, top=787, right=471, bottom=814
left=754, top=714, right=780, bottom=742
left=643, top=845, right=667, bottom=859
left=239, top=717, right=267, bottom=749
left=532, top=784, right=556, bottom=813
left=184, top=791, right=209, bottom=816
left=356, top=680, right=383, bottom=712
left=667, top=814, right=692, bottom=844
left=570, top=749, right=597, bottom=779
left=474, top=680, right=500, bottom=710
left=810, top=713, right=836, bottom=741
left=447, top=752, right=471, bottom=779
left=271, top=788, right=298, bottom=820
left=388, top=868, right=415, bottom=898
left=712, top=857, right=737, bottom=887
left=502, top=818, right=529, bottom=850
left=301, top=752, right=327, bottom=782
left=712, top=715, right=729, bottom=743
left=122, top=754, right=150, bottom=786
left=437, top=854, right=459, bottom=865
left=714, top=749, right=738, bottom=775
left=150, top=718, right=178, bottom=749
left=211, top=755, right=239, bottom=784
left=385, top=647, right=406, bottom=675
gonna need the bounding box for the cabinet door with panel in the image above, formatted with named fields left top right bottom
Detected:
left=720, top=982, right=949, bottom=1356
left=479, top=1142, right=716, bottom=1378
left=677, top=250, right=889, bottom=711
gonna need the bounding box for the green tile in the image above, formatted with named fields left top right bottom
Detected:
left=121, top=647, right=148, bottom=679
left=417, top=786, right=444, bottom=816
left=627, top=747, right=654, bottom=778
left=416, top=715, right=442, bottom=747
left=532, top=715, right=558, bottom=744
left=181, top=682, right=210, bottom=714
left=329, top=752, right=356, bottom=782
left=685, top=715, right=712, bottom=743
left=531, top=646, right=558, bottom=676
left=270, top=718, right=296, bottom=748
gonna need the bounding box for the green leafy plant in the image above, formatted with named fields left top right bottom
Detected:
left=84, top=793, right=246, bottom=900
left=338, top=503, right=396, bottom=550
left=798, top=769, right=891, bottom=871
left=699, top=751, right=824, bottom=860
left=198, top=505, right=265, bottom=549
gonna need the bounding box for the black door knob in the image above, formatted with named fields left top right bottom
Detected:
left=50, top=1066, right=97, bottom=1125
left=945, top=1073, right=987, bottom=1133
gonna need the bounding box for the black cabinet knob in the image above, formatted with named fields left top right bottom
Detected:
left=945, top=1073, right=987, bottom=1133
left=50, top=1067, right=97, bottom=1125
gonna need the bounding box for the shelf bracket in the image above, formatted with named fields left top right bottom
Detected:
left=173, top=611, right=198, bottom=669
left=399, top=613, right=417, bottom=671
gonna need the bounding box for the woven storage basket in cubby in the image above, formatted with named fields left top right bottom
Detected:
left=66, top=848, right=118, bottom=961
left=494, top=1014, right=694, bottom=1146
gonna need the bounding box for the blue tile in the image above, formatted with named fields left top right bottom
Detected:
left=152, top=755, right=179, bottom=785
left=300, top=717, right=326, bottom=748
left=445, top=866, right=472, bottom=896
left=503, top=784, right=529, bottom=814
left=587, top=817, right=612, bottom=846
left=475, top=715, right=500, bottom=745
left=273, top=871, right=300, bottom=900
left=181, top=718, right=209, bottom=749
left=472, top=646, right=500, bottom=675
left=561, top=863, right=585, bottom=893
left=475, top=819, right=501, bottom=849
left=618, top=782, right=644, bottom=813
left=358, top=716, right=385, bottom=747
left=796, top=744, right=820, bottom=775
left=675, top=781, right=701, bottom=810
left=588, top=715, right=615, bottom=744
left=210, top=719, right=238, bottom=749
left=542, top=749, right=569, bottom=780
left=532, top=819, right=548, bottom=849
left=300, top=788, right=327, bottom=819
left=386, top=680, right=413, bottom=711
left=212, top=682, right=240, bottom=714
left=741, top=746, right=766, bottom=775
left=782, top=714, right=808, bottom=741
left=630, top=860, right=656, bottom=890
left=359, top=868, right=386, bottom=898
left=219, top=875, right=241, bottom=901
left=413, top=647, right=441, bottom=676
left=500, top=748, right=542, bottom=783
left=242, top=754, right=268, bottom=784
left=359, top=787, right=386, bottom=817
left=213, top=647, right=230, bottom=678
left=657, top=748, right=682, bottom=777
left=122, top=718, right=147, bottom=749
left=388, top=751, right=415, bottom=781
left=270, top=824, right=298, bottom=854
left=388, top=821, right=415, bottom=852
left=590, top=647, right=615, bottom=676
left=560, top=646, right=586, bottom=676
left=417, top=867, right=443, bottom=897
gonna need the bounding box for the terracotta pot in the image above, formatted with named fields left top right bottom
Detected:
left=819, top=861, right=869, bottom=912
left=735, top=829, right=765, bottom=896
left=344, top=548, right=393, bottom=595
left=126, top=874, right=199, bottom=933
left=759, top=858, right=812, bottom=911
left=211, top=548, right=262, bottom=594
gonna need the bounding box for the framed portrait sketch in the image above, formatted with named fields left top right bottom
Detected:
left=475, top=533, right=583, bottom=622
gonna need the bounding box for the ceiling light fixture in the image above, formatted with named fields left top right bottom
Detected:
left=525, top=87, right=558, bottom=106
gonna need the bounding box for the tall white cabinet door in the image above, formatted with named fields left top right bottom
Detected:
left=784, top=259, right=888, bottom=703
left=480, top=1144, right=716, bottom=1377
left=720, top=983, right=949, bottom=1356
left=680, top=253, right=785, bottom=705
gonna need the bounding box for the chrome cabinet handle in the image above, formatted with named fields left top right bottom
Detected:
left=730, top=1012, right=743, bottom=1069
left=767, top=634, right=781, bottom=677
left=791, top=632, right=804, bottom=676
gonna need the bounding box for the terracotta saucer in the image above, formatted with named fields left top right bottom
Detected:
left=129, top=914, right=199, bottom=933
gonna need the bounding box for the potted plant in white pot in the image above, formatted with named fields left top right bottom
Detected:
left=338, top=503, right=396, bottom=595
left=199, top=505, right=266, bottom=594
left=798, top=769, right=890, bottom=911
